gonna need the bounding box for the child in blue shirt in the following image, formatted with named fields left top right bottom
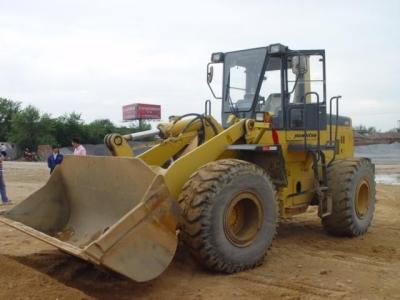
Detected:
left=47, top=145, right=64, bottom=174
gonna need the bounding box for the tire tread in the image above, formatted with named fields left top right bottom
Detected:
left=322, top=158, right=376, bottom=236
left=178, top=159, right=277, bottom=273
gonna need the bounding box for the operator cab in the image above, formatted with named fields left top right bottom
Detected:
left=207, top=43, right=327, bottom=130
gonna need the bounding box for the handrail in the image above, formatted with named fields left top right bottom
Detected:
left=329, top=96, right=342, bottom=146
left=205, top=99, right=212, bottom=116
left=328, top=95, right=342, bottom=164
left=287, top=92, right=322, bottom=152
left=299, top=92, right=321, bottom=151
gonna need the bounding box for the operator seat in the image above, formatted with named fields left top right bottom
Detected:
left=263, top=93, right=282, bottom=115
left=235, top=93, right=255, bottom=110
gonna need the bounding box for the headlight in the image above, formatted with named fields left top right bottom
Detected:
left=211, top=52, right=224, bottom=63
left=268, top=43, right=287, bottom=54
left=255, top=112, right=264, bottom=122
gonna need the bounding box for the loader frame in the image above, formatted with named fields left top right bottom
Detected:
left=0, top=43, right=360, bottom=283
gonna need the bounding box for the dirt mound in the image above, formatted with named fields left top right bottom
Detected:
left=1, top=161, right=400, bottom=299
left=0, top=254, right=90, bottom=300
left=6, top=248, right=202, bottom=299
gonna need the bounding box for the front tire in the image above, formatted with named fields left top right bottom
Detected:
left=322, top=158, right=376, bottom=236
left=178, top=159, right=277, bottom=273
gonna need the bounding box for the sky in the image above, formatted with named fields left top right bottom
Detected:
left=0, top=0, right=399, bottom=131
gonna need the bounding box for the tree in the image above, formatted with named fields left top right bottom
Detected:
left=84, top=119, right=152, bottom=144
left=0, top=98, right=21, bottom=141
left=85, top=119, right=116, bottom=144
left=53, top=112, right=86, bottom=146
left=1, top=97, right=154, bottom=150
left=8, top=105, right=56, bottom=150
left=136, top=120, right=151, bottom=132
left=353, top=125, right=378, bottom=134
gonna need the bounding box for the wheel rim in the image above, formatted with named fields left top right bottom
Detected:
left=223, top=192, right=263, bottom=247
left=355, top=179, right=370, bottom=218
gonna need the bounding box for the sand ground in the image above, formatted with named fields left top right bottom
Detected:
left=0, top=161, right=399, bottom=300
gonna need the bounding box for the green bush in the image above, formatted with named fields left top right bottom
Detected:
left=8, top=105, right=56, bottom=150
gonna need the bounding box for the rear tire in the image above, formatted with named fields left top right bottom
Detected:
left=178, top=159, right=277, bottom=273
left=322, top=158, right=376, bottom=236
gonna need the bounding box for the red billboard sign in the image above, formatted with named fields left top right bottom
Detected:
left=122, top=103, right=161, bottom=121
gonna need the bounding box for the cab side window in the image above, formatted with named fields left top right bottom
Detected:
left=287, top=55, right=324, bottom=104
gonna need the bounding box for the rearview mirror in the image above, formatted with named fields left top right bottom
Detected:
left=206, top=63, right=222, bottom=99
left=207, top=65, right=214, bottom=83
left=292, top=55, right=308, bottom=75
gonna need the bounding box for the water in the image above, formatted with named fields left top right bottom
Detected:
left=355, top=143, right=400, bottom=185
left=355, top=143, right=400, bottom=165
left=375, top=174, right=400, bottom=185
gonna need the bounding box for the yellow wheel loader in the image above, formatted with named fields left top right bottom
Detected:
left=0, top=44, right=376, bottom=282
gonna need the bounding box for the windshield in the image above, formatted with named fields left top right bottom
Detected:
left=223, top=48, right=267, bottom=112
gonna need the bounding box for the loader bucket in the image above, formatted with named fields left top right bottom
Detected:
left=0, top=155, right=179, bottom=282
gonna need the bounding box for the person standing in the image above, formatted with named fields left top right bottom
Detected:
left=72, top=137, right=87, bottom=156
left=0, top=152, right=11, bottom=205
left=47, top=145, right=64, bottom=174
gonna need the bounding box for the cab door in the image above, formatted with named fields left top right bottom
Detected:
left=285, top=52, right=327, bottom=142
